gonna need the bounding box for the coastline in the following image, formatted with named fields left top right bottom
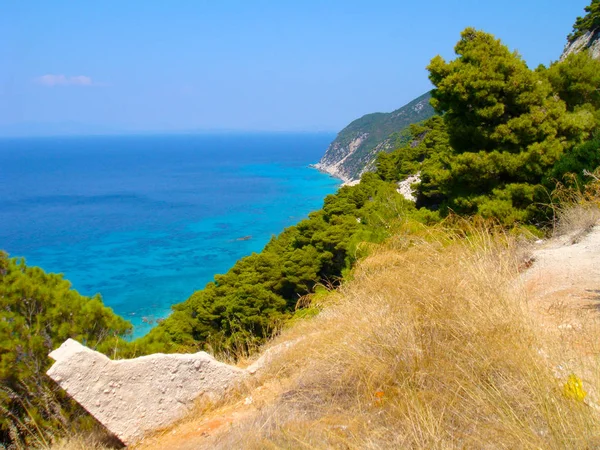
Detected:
left=2, top=133, right=340, bottom=339
left=311, top=162, right=360, bottom=187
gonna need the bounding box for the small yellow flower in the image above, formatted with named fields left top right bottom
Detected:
left=563, top=374, right=587, bottom=402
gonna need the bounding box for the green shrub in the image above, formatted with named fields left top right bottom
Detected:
left=0, top=252, right=131, bottom=447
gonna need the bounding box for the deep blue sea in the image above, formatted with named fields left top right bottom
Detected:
left=0, top=133, right=339, bottom=336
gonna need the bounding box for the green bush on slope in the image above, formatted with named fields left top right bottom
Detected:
left=551, top=133, right=600, bottom=186
left=0, top=252, right=131, bottom=447
left=376, top=116, right=451, bottom=211
left=425, top=28, right=593, bottom=224
left=378, top=29, right=598, bottom=226
left=543, top=51, right=600, bottom=115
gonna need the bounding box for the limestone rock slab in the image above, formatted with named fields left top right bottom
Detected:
left=47, top=339, right=245, bottom=445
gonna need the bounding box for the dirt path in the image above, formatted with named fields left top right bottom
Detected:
left=130, top=402, right=247, bottom=450
left=522, top=224, right=600, bottom=407
left=523, top=225, right=600, bottom=330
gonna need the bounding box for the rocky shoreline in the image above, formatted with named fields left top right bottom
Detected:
left=311, top=162, right=359, bottom=186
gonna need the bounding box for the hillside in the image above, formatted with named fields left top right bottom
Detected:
left=50, top=196, right=600, bottom=449
left=7, top=3, right=600, bottom=448
left=128, top=209, right=600, bottom=449
left=314, top=91, right=435, bottom=183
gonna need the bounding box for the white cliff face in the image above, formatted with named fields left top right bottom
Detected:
left=314, top=92, right=435, bottom=183
left=561, top=29, right=600, bottom=61
left=314, top=133, right=369, bottom=183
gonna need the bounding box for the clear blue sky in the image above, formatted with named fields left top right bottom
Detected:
left=0, top=0, right=591, bottom=135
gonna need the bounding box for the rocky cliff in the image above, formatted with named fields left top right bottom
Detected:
left=315, top=91, right=435, bottom=183
left=561, top=28, right=600, bottom=61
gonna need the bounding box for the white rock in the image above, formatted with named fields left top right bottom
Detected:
left=561, top=30, right=600, bottom=61
left=47, top=339, right=246, bottom=445
left=313, top=133, right=369, bottom=184
left=396, top=173, right=421, bottom=202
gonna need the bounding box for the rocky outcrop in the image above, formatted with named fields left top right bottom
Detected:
left=561, top=29, right=600, bottom=61
left=47, top=338, right=302, bottom=445
left=396, top=173, right=421, bottom=202
left=315, top=92, right=435, bottom=183
left=47, top=339, right=246, bottom=445
left=314, top=133, right=369, bottom=183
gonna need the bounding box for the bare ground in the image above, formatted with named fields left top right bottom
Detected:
left=522, top=224, right=600, bottom=405
left=523, top=225, right=600, bottom=335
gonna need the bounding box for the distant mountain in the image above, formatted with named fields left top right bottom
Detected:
left=315, top=92, right=435, bottom=183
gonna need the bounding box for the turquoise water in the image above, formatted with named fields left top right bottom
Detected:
left=0, top=133, right=340, bottom=336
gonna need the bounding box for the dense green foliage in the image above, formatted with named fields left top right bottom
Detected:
left=0, top=252, right=131, bottom=447
left=376, top=116, right=450, bottom=182
left=134, top=175, right=415, bottom=355
left=428, top=29, right=588, bottom=155
left=551, top=133, right=600, bottom=186
left=378, top=28, right=596, bottom=225
left=427, top=29, right=591, bottom=222
left=568, top=0, right=600, bottom=42
left=543, top=52, right=600, bottom=115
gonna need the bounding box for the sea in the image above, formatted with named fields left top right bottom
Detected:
left=0, top=133, right=340, bottom=337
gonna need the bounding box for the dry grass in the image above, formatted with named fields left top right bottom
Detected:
left=206, top=221, right=600, bottom=449
left=56, top=175, right=600, bottom=450
left=553, top=170, right=600, bottom=239
left=45, top=426, right=124, bottom=450
left=50, top=435, right=119, bottom=450
left=555, top=204, right=600, bottom=241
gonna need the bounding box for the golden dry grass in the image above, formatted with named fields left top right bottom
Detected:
left=555, top=203, right=600, bottom=241
left=204, top=221, right=600, bottom=449
left=48, top=432, right=122, bottom=450
left=553, top=170, right=600, bottom=238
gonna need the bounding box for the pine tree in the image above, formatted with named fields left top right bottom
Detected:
left=0, top=252, right=132, bottom=447
left=422, top=28, right=594, bottom=224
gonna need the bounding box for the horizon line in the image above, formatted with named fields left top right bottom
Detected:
left=0, top=129, right=340, bottom=139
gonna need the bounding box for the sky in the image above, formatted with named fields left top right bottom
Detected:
left=0, top=0, right=592, bottom=135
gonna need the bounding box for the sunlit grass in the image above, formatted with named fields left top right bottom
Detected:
left=208, top=217, right=600, bottom=449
